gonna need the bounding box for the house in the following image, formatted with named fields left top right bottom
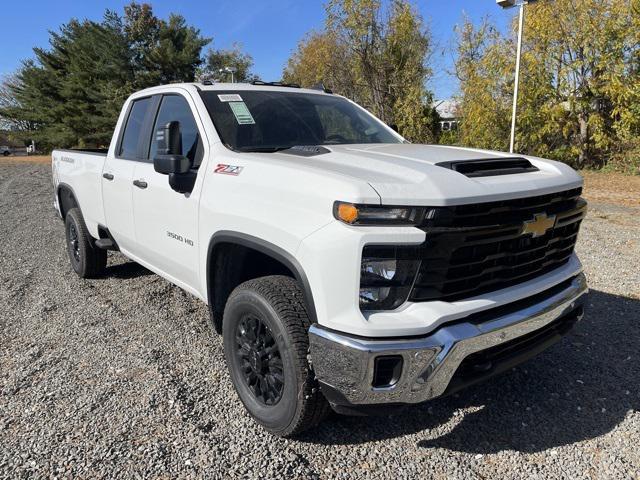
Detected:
left=433, top=99, right=460, bottom=132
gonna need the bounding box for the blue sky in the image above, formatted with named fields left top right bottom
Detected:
left=0, top=0, right=514, bottom=99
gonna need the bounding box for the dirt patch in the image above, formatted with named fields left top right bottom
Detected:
left=580, top=171, right=640, bottom=208
left=0, top=155, right=50, bottom=165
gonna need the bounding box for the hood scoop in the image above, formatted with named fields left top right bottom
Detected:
left=436, top=157, right=539, bottom=178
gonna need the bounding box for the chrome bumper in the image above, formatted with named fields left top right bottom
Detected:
left=309, top=273, right=587, bottom=406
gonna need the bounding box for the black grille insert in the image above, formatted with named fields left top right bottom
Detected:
left=409, top=188, right=586, bottom=302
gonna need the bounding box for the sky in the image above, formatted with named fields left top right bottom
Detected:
left=0, top=0, right=514, bottom=100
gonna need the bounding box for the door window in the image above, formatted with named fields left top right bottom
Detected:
left=118, top=97, right=152, bottom=159
left=149, top=95, right=203, bottom=167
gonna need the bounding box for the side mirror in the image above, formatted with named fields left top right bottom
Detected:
left=154, top=154, right=191, bottom=175
left=389, top=124, right=399, bottom=133
left=153, top=121, right=191, bottom=175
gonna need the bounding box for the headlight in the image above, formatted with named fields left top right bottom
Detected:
left=360, top=246, right=421, bottom=311
left=334, top=202, right=427, bottom=226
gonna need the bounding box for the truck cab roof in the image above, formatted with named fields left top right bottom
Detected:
left=134, top=82, right=336, bottom=98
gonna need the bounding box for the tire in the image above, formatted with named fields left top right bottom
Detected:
left=2, top=151, right=9, bottom=156
left=64, top=207, right=107, bottom=278
left=222, top=275, right=330, bottom=437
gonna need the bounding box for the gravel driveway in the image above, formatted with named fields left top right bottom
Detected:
left=1, top=160, right=638, bottom=479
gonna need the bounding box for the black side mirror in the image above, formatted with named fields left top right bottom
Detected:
left=153, top=121, right=191, bottom=175
left=160, top=120, right=181, bottom=155
left=389, top=124, right=399, bottom=133
left=154, top=154, right=191, bottom=175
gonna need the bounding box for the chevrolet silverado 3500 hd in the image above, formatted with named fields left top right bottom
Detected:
left=52, top=82, right=588, bottom=436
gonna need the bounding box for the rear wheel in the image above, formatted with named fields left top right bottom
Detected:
left=222, top=276, right=329, bottom=437
left=65, top=207, right=107, bottom=278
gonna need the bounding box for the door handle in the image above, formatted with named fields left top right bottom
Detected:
left=102, top=173, right=114, bottom=181
left=133, top=179, right=148, bottom=189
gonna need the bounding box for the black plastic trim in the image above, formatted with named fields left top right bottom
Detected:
left=95, top=225, right=120, bottom=251
left=56, top=182, right=81, bottom=220
left=443, top=305, right=583, bottom=396
left=279, top=145, right=331, bottom=157
left=436, top=157, right=539, bottom=177
left=206, top=231, right=318, bottom=325
left=114, top=95, right=158, bottom=162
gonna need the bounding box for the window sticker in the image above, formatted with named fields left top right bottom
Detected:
left=229, top=101, right=255, bottom=125
left=218, top=93, right=243, bottom=102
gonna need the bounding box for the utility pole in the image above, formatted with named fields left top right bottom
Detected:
left=496, top=0, right=538, bottom=154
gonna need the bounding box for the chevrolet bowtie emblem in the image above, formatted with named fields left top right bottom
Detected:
left=522, top=213, right=556, bottom=238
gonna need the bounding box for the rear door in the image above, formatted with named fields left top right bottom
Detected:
left=102, top=96, right=156, bottom=253
left=130, top=92, right=205, bottom=289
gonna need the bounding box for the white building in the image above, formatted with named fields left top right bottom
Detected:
left=433, top=99, right=460, bottom=132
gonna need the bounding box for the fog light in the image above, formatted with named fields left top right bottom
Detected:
left=373, top=355, right=403, bottom=388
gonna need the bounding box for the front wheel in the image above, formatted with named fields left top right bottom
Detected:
left=222, top=276, right=329, bottom=437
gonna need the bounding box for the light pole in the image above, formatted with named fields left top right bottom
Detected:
left=220, top=66, right=238, bottom=83
left=497, top=0, right=538, bottom=154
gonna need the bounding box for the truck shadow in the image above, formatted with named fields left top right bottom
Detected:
left=301, top=289, right=639, bottom=453
left=103, top=257, right=153, bottom=279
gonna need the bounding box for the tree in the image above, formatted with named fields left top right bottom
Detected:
left=453, top=16, right=512, bottom=152
left=0, top=74, right=35, bottom=132
left=0, top=2, right=211, bottom=150
left=454, top=0, right=639, bottom=171
left=123, top=4, right=210, bottom=87
left=284, top=30, right=358, bottom=98
left=283, top=0, right=436, bottom=143
left=5, top=17, right=133, bottom=149
left=202, top=44, right=258, bottom=83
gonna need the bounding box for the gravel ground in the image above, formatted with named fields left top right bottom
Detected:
left=0, top=160, right=638, bottom=479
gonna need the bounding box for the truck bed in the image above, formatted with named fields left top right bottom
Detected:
left=52, top=148, right=108, bottom=238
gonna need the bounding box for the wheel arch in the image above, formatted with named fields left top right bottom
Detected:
left=56, top=182, right=81, bottom=219
left=206, top=231, right=318, bottom=333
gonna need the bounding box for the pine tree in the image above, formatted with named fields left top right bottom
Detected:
left=0, top=2, right=210, bottom=150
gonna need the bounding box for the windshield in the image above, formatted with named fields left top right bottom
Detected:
left=200, top=90, right=402, bottom=152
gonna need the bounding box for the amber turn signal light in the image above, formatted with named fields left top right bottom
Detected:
left=336, top=203, right=359, bottom=224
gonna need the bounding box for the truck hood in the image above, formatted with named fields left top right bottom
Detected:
left=271, top=144, right=583, bottom=206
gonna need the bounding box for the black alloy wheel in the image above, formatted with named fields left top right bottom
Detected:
left=235, top=313, right=284, bottom=406
left=68, top=221, right=81, bottom=264
left=64, top=207, right=107, bottom=278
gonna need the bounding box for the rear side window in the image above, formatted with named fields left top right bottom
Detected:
left=149, top=95, right=202, bottom=166
left=119, top=97, right=152, bottom=159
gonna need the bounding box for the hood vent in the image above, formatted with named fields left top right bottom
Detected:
left=280, top=145, right=331, bottom=157
left=436, top=157, right=539, bottom=178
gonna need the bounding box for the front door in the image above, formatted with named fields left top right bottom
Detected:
left=131, top=93, right=204, bottom=289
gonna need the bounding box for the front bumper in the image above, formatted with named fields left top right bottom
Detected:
left=309, top=273, right=587, bottom=407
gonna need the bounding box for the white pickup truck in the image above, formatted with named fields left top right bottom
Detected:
left=52, top=82, right=588, bottom=436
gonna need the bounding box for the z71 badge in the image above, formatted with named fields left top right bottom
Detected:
left=214, top=164, right=243, bottom=176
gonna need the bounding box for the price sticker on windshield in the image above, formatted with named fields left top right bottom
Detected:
left=228, top=101, right=255, bottom=125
